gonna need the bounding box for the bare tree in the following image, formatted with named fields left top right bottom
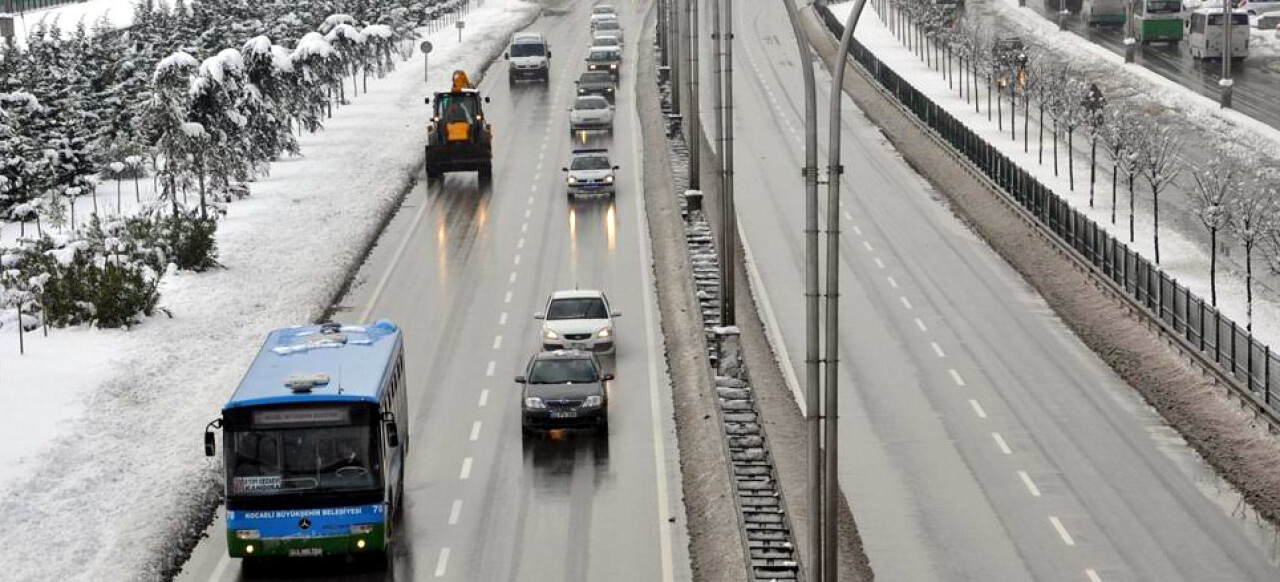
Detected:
left=1099, top=107, right=1140, bottom=228
left=1082, top=84, right=1106, bottom=206
left=1136, top=121, right=1182, bottom=265
left=1026, top=54, right=1065, bottom=166
left=1231, top=178, right=1278, bottom=334
left=1190, top=154, right=1244, bottom=306
left=1054, top=76, right=1088, bottom=190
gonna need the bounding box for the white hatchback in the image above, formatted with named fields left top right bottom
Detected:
left=535, top=290, right=621, bottom=355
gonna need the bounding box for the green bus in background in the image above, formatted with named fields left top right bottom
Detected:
left=1134, top=0, right=1185, bottom=42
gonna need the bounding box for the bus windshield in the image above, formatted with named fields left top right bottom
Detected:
left=228, top=423, right=381, bottom=497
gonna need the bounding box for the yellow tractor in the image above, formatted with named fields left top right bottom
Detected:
left=424, top=71, right=494, bottom=180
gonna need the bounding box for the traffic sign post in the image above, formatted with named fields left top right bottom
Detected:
left=420, top=41, right=433, bottom=83
left=456, top=20, right=464, bottom=42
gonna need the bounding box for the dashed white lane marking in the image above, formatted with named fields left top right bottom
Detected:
left=541, top=142, right=547, bottom=151
left=533, top=172, right=540, bottom=182
left=459, top=457, right=473, bottom=480
left=527, top=195, right=534, bottom=204
left=485, top=361, right=496, bottom=377
left=525, top=208, right=532, bottom=218
left=435, top=547, right=451, bottom=577
left=492, top=335, right=503, bottom=350
left=514, top=254, right=522, bottom=265
left=969, top=399, right=987, bottom=418
left=844, top=210, right=853, bottom=220
left=887, top=276, right=899, bottom=289
left=499, top=312, right=508, bottom=326
left=518, top=238, right=525, bottom=249
left=478, top=389, right=490, bottom=407
left=509, top=271, right=518, bottom=284
left=469, top=421, right=482, bottom=442
left=949, top=368, right=966, bottom=386
left=1019, top=470, right=1041, bottom=497
left=915, top=318, right=928, bottom=332
left=992, top=432, right=1012, bottom=454
left=522, top=223, right=528, bottom=233
left=448, top=499, right=463, bottom=525
left=874, top=258, right=885, bottom=269
left=862, top=240, right=873, bottom=252
left=538, top=151, right=545, bottom=161
left=931, top=342, right=945, bottom=358
left=504, top=291, right=513, bottom=303
left=1049, top=516, right=1076, bottom=546
left=1086, top=569, right=1103, bottom=582
left=530, top=184, right=538, bottom=193
left=853, top=225, right=863, bottom=236
left=900, top=296, right=913, bottom=310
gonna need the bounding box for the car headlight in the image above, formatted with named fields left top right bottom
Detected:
left=597, top=327, right=611, bottom=338
left=525, top=397, right=546, bottom=409
left=235, top=529, right=260, bottom=540
left=544, top=328, right=560, bottom=340
left=351, top=524, right=376, bottom=535
left=604, top=175, right=613, bottom=184
left=579, top=88, right=586, bottom=93
left=583, top=395, right=604, bottom=408
left=610, top=63, right=617, bottom=69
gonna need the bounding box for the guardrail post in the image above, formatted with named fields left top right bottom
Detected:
left=1231, top=320, right=1238, bottom=376
left=1266, top=346, right=1272, bottom=405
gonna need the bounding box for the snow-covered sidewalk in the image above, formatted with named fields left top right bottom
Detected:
left=0, top=0, right=538, bottom=578
left=829, top=0, right=1280, bottom=352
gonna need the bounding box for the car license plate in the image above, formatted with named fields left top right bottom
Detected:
left=568, top=342, right=587, bottom=349
left=551, top=411, right=578, bottom=419
left=288, top=548, right=323, bottom=557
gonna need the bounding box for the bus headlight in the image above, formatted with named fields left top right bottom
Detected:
left=356, top=539, right=367, bottom=550
left=235, top=529, right=260, bottom=540
left=245, top=544, right=256, bottom=554
left=351, top=524, right=376, bottom=535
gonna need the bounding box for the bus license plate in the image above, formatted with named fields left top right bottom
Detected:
left=289, top=548, right=323, bottom=557
left=551, top=411, right=578, bottom=419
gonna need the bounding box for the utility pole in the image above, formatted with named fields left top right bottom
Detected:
left=710, top=0, right=728, bottom=324
left=671, top=0, right=682, bottom=114
left=825, top=1, right=869, bottom=580
left=687, top=0, right=701, bottom=190
left=778, top=0, right=821, bottom=576
left=1124, top=0, right=1136, bottom=63
left=722, top=0, right=737, bottom=326
left=1221, top=4, right=1234, bottom=108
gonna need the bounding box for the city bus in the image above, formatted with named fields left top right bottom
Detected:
left=1186, top=7, right=1250, bottom=59
left=1134, top=0, right=1185, bottom=42
left=204, top=320, right=408, bottom=567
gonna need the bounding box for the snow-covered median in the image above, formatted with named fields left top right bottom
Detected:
left=0, top=0, right=538, bottom=578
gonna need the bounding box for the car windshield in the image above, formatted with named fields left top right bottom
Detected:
left=588, top=49, right=620, bottom=61
left=228, top=424, right=381, bottom=497
left=581, top=72, right=612, bottom=84
left=510, top=42, right=546, bottom=57
left=575, top=97, right=608, bottom=110
left=570, top=156, right=612, bottom=171
left=529, top=358, right=599, bottom=384
left=547, top=297, right=609, bottom=318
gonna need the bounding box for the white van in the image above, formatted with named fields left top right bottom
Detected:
left=506, top=32, right=551, bottom=83
left=1186, top=7, right=1250, bottom=59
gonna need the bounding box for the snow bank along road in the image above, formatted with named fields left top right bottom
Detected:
left=175, top=0, right=692, bottom=580
left=694, top=0, right=1280, bottom=580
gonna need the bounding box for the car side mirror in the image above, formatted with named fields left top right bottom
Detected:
left=484, top=96, right=491, bottom=103
left=574, top=80, right=581, bottom=84
left=567, top=107, right=573, bottom=111
left=534, top=311, right=546, bottom=319
left=560, top=167, right=569, bottom=173
left=611, top=310, right=622, bottom=318
left=204, top=432, right=216, bottom=457
left=612, top=165, right=620, bottom=170
left=602, top=373, right=615, bottom=381
left=424, top=97, right=431, bottom=105
left=385, top=421, right=400, bottom=448
left=515, top=375, right=528, bottom=384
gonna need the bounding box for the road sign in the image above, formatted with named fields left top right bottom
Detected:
left=419, top=40, right=433, bottom=54
left=456, top=20, right=464, bottom=42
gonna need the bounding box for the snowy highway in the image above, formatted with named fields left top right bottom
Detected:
left=710, top=1, right=1280, bottom=580
left=174, top=0, right=688, bottom=579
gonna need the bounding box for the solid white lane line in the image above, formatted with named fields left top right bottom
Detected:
left=1018, top=470, right=1042, bottom=497
left=1050, top=516, right=1076, bottom=546
left=900, top=296, right=912, bottom=310
left=887, top=276, right=899, bottom=288
left=492, top=335, right=503, bottom=350
left=969, top=399, right=987, bottom=419
left=514, top=254, right=522, bottom=265
left=359, top=184, right=431, bottom=321
left=448, top=499, right=463, bottom=525
left=478, top=389, right=489, bottom=407
left=434, top=547, right=450, bottom=577
left=469, top=421, right=481, bottom=442
left=874, top=258, right=885, bottom=269
left=504, top=291, right=513, bottom=303
left=949, top=368, right=966, bottom=386
left=210, top=551, right=230, bottom=581
left=931, top=342, right=945, bottom=358
left=862, top=240, right=873, bottom=252
left=485, top=361, right=496, bottom=377
left=1086, top=569, right=1103, bottom=582
left=459, top=458, right=472, bottom=480
left=518, top=238, right=525, bottom=249
left=509, top=271, right=517, bottom=284
left=499, top=312, right=508, bottom=326
left=915, top=318, right=928, bottom=332
left=992, top=432, right=1012, bottom=454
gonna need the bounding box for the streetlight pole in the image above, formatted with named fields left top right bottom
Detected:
left=687, top=0, right=701, bottom=190
left=671, top=0, right=683, bottom=114
left=722, top=0, right=736, bottom=327
left=709, top=0, right=727, bottom=323
left=825, top=1, right=869, bottom=580
left=779, top=0, right=822, bottom=578
left=1124, top=0, right=1136, bottom=63
left=1221, top=5, right=1234, bottom=108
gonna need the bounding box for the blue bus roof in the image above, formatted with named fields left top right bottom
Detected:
left=224, top=321, right=402, bottom=410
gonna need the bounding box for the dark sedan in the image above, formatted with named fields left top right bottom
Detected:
left=517, top=350, right=611, bottom=435
left=575, top=71, right=616, bottom=103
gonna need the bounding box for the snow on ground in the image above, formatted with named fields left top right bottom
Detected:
left=3, top=0, right=138, bottom=47
left=0, top=0, right=538, bottom=578
left=828, top=0, right=1280, bottom=350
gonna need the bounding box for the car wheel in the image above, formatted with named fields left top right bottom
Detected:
left=522, top=424, right=538, bottom=438
left=478, top=163, right=493, bottom=180
left=595, top=416, right=609, bottom=436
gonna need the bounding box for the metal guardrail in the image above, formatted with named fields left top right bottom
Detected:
left=815, top=4, right=1280, bottom=429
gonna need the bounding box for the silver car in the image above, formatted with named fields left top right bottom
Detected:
left=570, top=95, right=614, bottom=134
left=594, top=20, right=624, bottom=44
left=535, top=290, right=621, bottom=354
